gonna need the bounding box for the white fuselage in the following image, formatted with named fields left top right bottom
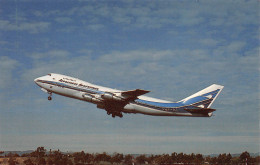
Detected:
left=34, top=73, right=212, bottom=117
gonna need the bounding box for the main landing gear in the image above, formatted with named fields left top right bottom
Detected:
left=107, top=111, right=123, bottom=118
left=48, top=92, right=52, bottom=101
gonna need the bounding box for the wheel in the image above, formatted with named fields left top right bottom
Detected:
left=48, top=96, right=52, bottom=100
left=112, top=114, right=115, bottom=118
left=107, top=111, right=111, bottom=115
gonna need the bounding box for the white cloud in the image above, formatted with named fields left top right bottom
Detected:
left=54, top=17, right=73, bottom=24
left=20, top=0, right=257, bottom=33
left=0, top=40, right=8, bottom=45
left=82, top=1, right=257, bottom=29
left=86, top=24, right=104, bottom=31
left=19, top=22, right=50, bottom=33
left=78, top=49, right=93, bottom=55
left=29, top=50, right=70, bottom=60
left=0, top=19, right=50, bottom=33
left=226, top=41, right=246, bottom=53
left=0, top=56, right=19, bottom=89
left=199, top=38, right=219, bottom=47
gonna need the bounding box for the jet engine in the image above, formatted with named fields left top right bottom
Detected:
left=101, top=93, right=124, bottom=102
left=82, top=94, right=102, bottom=104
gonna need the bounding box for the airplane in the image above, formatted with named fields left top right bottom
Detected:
left=34, top=73, right=224, bottom=118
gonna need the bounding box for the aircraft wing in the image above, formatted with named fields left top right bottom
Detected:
left=121, top=89, right=150, bottom=98
left=100, top=89, right=150, bottom=117
left=101, top=89, right=150, bottom=102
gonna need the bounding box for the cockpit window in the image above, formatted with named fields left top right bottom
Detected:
left=48, top=73, right=51, bottom=76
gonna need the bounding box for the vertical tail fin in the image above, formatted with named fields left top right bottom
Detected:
left=180, top=84, right=224, bottom=108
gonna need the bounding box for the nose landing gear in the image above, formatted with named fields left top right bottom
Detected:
left=48, top=92, right=52, bottom=101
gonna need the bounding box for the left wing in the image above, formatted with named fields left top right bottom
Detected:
left=121, top=89, right=150, bottom=100
left=100, top=89, right=150, bottom=118
left=101, top=89, right=150, bottom=102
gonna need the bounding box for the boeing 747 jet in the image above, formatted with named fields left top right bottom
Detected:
left=34, top=73, right=224, bottom=118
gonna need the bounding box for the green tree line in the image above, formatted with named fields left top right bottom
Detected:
left=1, top=147, right=259, bottom=165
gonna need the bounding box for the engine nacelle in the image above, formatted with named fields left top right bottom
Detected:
left=82, top=94, right=101, bottom=104
left=101, top=93, right=124, bottom=102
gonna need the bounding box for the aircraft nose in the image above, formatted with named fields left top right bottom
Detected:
left=34, top=78, right=39, bottom=85
left=34, top=76, right=44, bottom=85
left=34, top=75, right=48, bottom=86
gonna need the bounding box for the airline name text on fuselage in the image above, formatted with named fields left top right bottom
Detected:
left=59, top=78, right=99, bottom=90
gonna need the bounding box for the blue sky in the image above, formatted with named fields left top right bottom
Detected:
left=0, top=0, right=259, bottom=154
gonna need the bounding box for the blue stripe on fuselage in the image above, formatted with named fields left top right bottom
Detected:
left=135, top=99, right=184, bottom=108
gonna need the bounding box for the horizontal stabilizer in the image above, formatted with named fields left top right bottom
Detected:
left=185, top=108, right=216, bottom=114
